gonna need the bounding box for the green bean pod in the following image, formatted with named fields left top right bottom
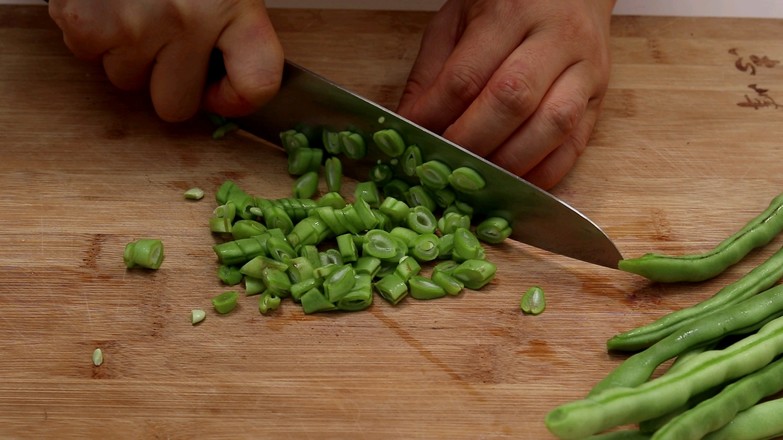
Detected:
left=293, top=171, right=319, bottom=199
left=702, top=396, right=783, bottom=440
left=591, top=284, right=783, bottom=396
left=123, top=238, right=165, bottom=270
left=372, top=128, right=406, bottom=158
left=619, top=193, right=783, bottom=282
left=545, top=315, right=783, bottom=439
left=324, top=157, right=342, bottom=193
left=212, top=234, right=270, bottom=266
left=608, top=244, right=783, bottom=352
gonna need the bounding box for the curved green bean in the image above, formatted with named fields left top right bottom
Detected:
left=619, top=193, right=783, bottom=282
left=545, top=315, right=783, bottom=439
left=702, top=396, right=783, bottom=440
left=608, top=244, right=783, bottom=352
left=591, top=284, right=783, bottom=396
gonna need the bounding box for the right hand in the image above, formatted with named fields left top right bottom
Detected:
left=49, top=0, right=284, bottom=122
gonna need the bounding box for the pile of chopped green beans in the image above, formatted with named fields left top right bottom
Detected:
left=544, top=193, right=783, bottom=439
left=202, top=126, right=509, bottom=317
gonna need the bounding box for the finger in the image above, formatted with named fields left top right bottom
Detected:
left=149, top=38, right=213, bottom=122
left=48, top=0, right=119, bottom=60
left=396, top=0, right=462, bottom=115
left=102, top=47, right=156, bottom=92
left=487, top=61, right=600, bottom=177
left=202, top=9, right=284, bottom=117
left=522, top=100, right=600, bottom=190
left=398, top=2, right=536, bottom=133
left=442, top=34, right=589, bottom=157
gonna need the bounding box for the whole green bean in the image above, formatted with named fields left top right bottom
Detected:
left=608, top=244, right=783, bottom=352
left=702, top=396, right=783, bottom=440
left=591, top=284, right=783, bottom=396
left=545, top=315, right=783, bottom=439
left=653, top=356, right=783, bottom=440
left=619, top=193, right=783, bottom=282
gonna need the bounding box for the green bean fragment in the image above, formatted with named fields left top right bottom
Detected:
left=293, top=171, right=319, bottom=199
left=258, top=291, right=282, bottom=314
left=211, top=290, right=239, bottom=314
left=355, top=181, right=381, bottom=208
left=432, top=187, right=456, bottom=208
left=212, top=121, right=239, bottom=139
left=653, top=356, right=783, bottom=440
left=213, top=234, right=269, bottom=266
left=592, top=284, right=783, bottom=396
left=320, top=248, right=344, bottom=267
left=324, top=264, right=356, bottom=303
left=394, top=255, right=421, bottom=282
left=432, top=270, right=464, bottom=296
left=438, top=212, right=471, bottom=235
left=322, top=130, right=342, bottom=155
left=286, top=256, right=315, bottom=284
left=432, top=260, right=459, bottom=277
left=408, top=275, right=447, bottom=300
left=298, top=244, right=321, bottom=269
left=354, top=256, right=382, bottom=277
left=362, top=229, right=398, bottom=260
left=239, top=255, right=288, bottom=278
left=369, top=162, right=394, bottom=185
left=608, top=244, right=783, bottom=352
left=448, top=166, right=486, bottom=192
left=287, top=216, right=331, bottom=248
left=389, top=226, right=419, bottom=248
left=266, top=236, right=297, bottom=263
left=230, top=219, right=267, bottom=240
left=476, top=217, right=512, bottom=244
left=401, top=145, right=422, bottom=176
left=372, top=128, right=406, bottom=157
left=406, top=185, right=437, bottom=212
left=300, top=288, right=336, bottom=314
left=290, top=277, right=321, bottom=301
left=244, top=276, right=266, bottom=296
left=217, top=264, right=243, bottom=286
left=336, top=283, right=373, bottom=312
left=280, top=129, right=309, bottom=153
left=184, top=187, right=205, bottom=200
left=406, top=205, right=437, bottom=234
left=340, top=205, right=365, bottom=234
left=317, top=191, right=346, bottom=209
left=288, top=147, right=323, bottom=176
left=92, top=348, right=104, bottom=367
left=313, top=263, right=340, bottom=280
left=336, top=233, right=358, bottom=263
left=378, top=197, right=410, bottom=225
left=261, top=205, right=294, bottom=235
left=190, top=309, right=206, bottom=325
left=411, top=233, right=440, bottom=262
left=383, top=179, right=410, bottom=201
left=545, top=315, right=783, bottom=439
left=416, top=160, right=452, bottom=190
left=209, top=216, right=233, bottom=234
left=324, top=157, right=342, bottom=193
left=520, top=286, right=546, bottom=315
left=260, top=267, right=291, bottom=297
left=124, top=238, right=165, bottom=270
left=437, top=233, right=455, bottom=259
left=375, top=273, right=408, bottom=305
left=339, top=131, right=366, bottom=159
left=620, top=193, right=783, bottom=282
left=452, top=227, right=485, bottom=262
left=702, top=396, right=783, bottom=440
left=453, top=259, right=496, bottom=290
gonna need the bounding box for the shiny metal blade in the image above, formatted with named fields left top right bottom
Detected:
left=236, top=61, right=622, bottom=268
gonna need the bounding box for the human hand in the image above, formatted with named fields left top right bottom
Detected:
left=397, top=0, right=616, bottom=189
left=49, top=0, right=284, bottom=122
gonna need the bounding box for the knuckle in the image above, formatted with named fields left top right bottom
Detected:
left=441, top=63, right=486, bottom=107
left=542, top=97, right=584, bottom=138
left=485, top=70, right=536, bottom=117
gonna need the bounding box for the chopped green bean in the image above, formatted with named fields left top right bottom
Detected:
left=336, top=284, right=373, bottom=311
left=217, top=264, right=243, bottom=286
left=212, top=121, right=239, bottom=139
left=453, top=259, right=496, bottom=290
left=449, top=166, right=486, bottom=192
left=406, top=185, right=437, bottom=212
left=190, top=309, right=206, bottom=325
left=288, top=147, right=323, bottom=176
left=92, top=348, right=103, bottom=367
left=260, top=267, right=291, bottom=297
left=322, top=130, right=342, bottom=154
left=291, top=277, right=321, bottom=301
left=239, top=255, right=288, bottom=278
left=476, top=217, right=512, bottom=244
left=432, top=271, right=464, bottom=295
left=437, top=233, right=455, bottom=259
left=432, top=260, right=459, bottom=277
left=266, top=236, right=297, bottom=263
left=317, top=191, right=346, bottom=209
left=432, top=187, right=456, bottom=208
left=362, top=229, right=398, bottom=260
left=324, top=264, right=357, bottom=302
left=409, top=276, right=447, bottom=300
left=416, top=160, right=452, bottom=190
left=287, top=216, right=331, bottom=248
left=394, top=255, right=422, bottom=281
left=340, top=131, right=366, bottom=159
left=184, top=187, right=205, bottom=200
left=211, top=290, right=239, bottom=314
left=261, top=205, right=294, bottom=235
left=383, top=179, right=410, bottom=201
left=293, top=171, right=319, bottom=199
left=438, top=212, right=471, bottom=235
left=406, top=206, right=437, bottom=234
left=298, top=244, right=321, bottom=268
left=231, top=219, right=267, bottom=240
left=520, top=286, right=546, bottom=315
left=258, top=291, right=282, bottom=314
left=124, top=238, right=165, bottom=270
left=372, top=128, right=406, bottom=157
left=301, top=288, right=336, bottom=314
left=340, top=205, right=365, bottom=234
left=411, top=233, right=440, bottom=262
left=209, top=216, right=233, bottom=234
left=313, top=263, right=340, bottom=280
left=337, top=233, right=359, bottom=262
left=287, top=256, right=316, bottom=284
left=369, top=162, right=394, bottom=185
left=213, top=234, right=270, bottom=266
left=379, top=197, right=411, bottom=225
left=244, top=276, right=266, bottom=295
left=352, top=197, right=380, bottom=231
left=319, top=248, right=344, bottom=266
left=280, top=129, right=309, bottom=153
left=452, top=227, right=485, bottom=262
left=354, top=256, right=382, bottom=277
left=389, top=226, right=419, bottom=248
left=324, top=157, right=342, bottom=193
left=355, top=181, right=381, bottom=208
left=375, top=273, right=408, bottom=305
left=402, top=145, right=422, bottom=176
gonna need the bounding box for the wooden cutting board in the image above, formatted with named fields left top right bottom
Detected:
left=2, top=6, right=783, bottom=439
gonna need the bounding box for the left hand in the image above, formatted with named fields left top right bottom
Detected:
left=397, top=0, right=616, bottom=189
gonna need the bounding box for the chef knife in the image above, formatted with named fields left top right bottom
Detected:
left=234, top=60, right=622, bottom=268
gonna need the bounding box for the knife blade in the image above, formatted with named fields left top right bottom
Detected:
left=235, top=60, right=622, bottom=268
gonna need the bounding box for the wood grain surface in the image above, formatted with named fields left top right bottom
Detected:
left=2, top=6, right=783, bottom=439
